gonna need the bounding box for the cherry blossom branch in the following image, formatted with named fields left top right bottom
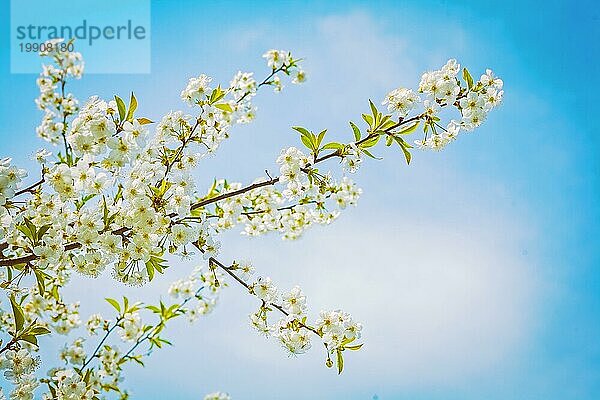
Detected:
left=235, top=65, right=286, bottom=104
left=0, top=112, right=421, bottom=269
left=157, top=66, right=292, bottom=190
left=54, top=55, right=73, bottom=160
left=0, top=242, right=80, bottom=267
left=80, top=316, right=123, bottom=370
left=202, top=252, right=320, bottom=336
left=190, top=113, right=424, bottom=211
left=119, top=287, right=201, bottom=361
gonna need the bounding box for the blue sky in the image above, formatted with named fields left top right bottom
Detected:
left=1, top=0, right=599, bottom=399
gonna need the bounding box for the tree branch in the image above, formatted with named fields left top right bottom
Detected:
left=14, top=176, right=45, bottom=197
left=205, top=253, right=320, bottom=336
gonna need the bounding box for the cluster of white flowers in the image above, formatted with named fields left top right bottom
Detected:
left=0, top=158, right=27, bottom=238
left=316, top=310, right=363, bottom=351
left=36, top=39, right=83, bottom=144
left=0, top=43, right=354, bottom=398
left=277, top=146, right=309, bottom=180
left=230, top=71, right=257, bottom=100
left=382, top=87, right=420, bottom=117
left=85, top=313, right=106, bottom=335
left=168, top=265, right=223, bottom=321
left=66, top=98, right=153, bottom=174
left=247, top=276, right=362, bottom=361
left=59, top=337, right=86, bottom=366
left=47, top=369, right=94, bottom=400
left=94, top=344, right=122, bottom=389
left=341, top=143, right=363, bottom=173
left=419, top=59, right=462, bottom=104
left=0, top=159, right=27, bottom=207
left=119, top=312, right=143, bottom=342
left=276, top=146, right=311, bottom=196
left=383, top=59, right=503, bottom=150
left=227, top=71, right=259, bottom=123
left=458, top=69, right=504, bottom=130
left=4, top=266, right=226, bottom=398
left=263, top=49, right=291, bottom=69
left=181, top=74, right=213, bottom=106
left=262, top=49, right=306, bottom=91
left=19, top=288, right=81, bottom=335
left=207, top=172, right=361, bottom=240
left=0, top=348, right=40, bottom=400
left=332, top=177, right=362, bottom=209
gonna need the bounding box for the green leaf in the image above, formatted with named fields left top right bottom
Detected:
left=114, top=95, right=126, bottom=121
left=398, top=121, right=420, bottom=135
left=359, top=135, right=380, bottom=149
left=19, top=334, right=38, bottom=346
left=402, top=146, right=412, bottom=164
left=292, top=126, right=311, bottom=137
left=146, top=261, right=155, bottom=281
left=104, top=383, right=120, bottom=392
left=214, top=103, right=233, bottom=113
left=146, top=305, right=161, bottom=313
left=10, top=296, right=25, bottom=332
left=361, top=148, right=382, bottom=160
left=16, top=224, right=34, bottom=243
left=50, top=285, right=59, bottom=301
left=126, top=92, right=138, bottom=121
left=336, top=349, right=344, bottom=374
left=463, top=67, right=474, bottom=90
left=82, top=369, right=92, bottom=384
left=393, top=137, right=412, bottom=165
left=300, top=135, right=314, bottom=151
left=150, top=336, right=162, bottom=348
left=292, top=126, right=318, bottom=153
left=28, top=325, right=51, bottom=336
left=361, top=114, right=373, bottom=128
left=369, top=100, right=378, bottom=119
left=137, top=117, right=154, bottom=125
left=394, top=136, right=413, bottom=149
left=209, top=86, right=226, bottom=104
left=316, top=129, right=327, bottom=148
left=24, top=217, right=36, bottom=236
left=349, top=121, right=361, bottom=141
left=105, top=298, right=121, bottom=313
left=368, top=99, right=383, bottom=128
left=36, top=224, right=51, bottom=241
left=380, top=121, right=396, bottom=132
left=322, top=142, right=344, bottom=150
left=129, top=355, right=145, bottom=366
left=345, top=343, right=363, bottom=351
left=34, top=269, right=46, bottom=295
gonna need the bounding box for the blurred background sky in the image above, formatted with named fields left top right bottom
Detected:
left=1, top=0, right=599, bottom=399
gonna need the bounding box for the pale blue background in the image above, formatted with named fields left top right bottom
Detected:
left=0, top=1, right=599, bottom=399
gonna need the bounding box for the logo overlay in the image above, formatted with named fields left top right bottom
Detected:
left=10, top=0, right=151, bottom=74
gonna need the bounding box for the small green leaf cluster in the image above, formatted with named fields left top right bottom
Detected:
left=4, top=296, right=51, bottom=348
